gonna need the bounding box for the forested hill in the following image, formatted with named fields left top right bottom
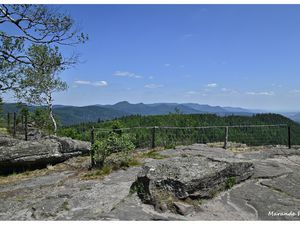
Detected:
left=58, top=113, right=299, bottom=144
left=63, top=113, right=295, bottom=130
left=2, top=102, right=254, bottom=126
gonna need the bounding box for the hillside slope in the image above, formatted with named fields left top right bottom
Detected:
left=1, top=102, right=256, bottom=126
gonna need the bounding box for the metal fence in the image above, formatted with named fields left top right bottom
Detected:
left=90, top=123, right=300, bottom=150
left=2, top=112, right=29, bottom=140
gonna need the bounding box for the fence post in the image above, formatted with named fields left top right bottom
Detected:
left=7, top=113, right=10, bottom=130
left=288, top=125, right=291, bottom=149
left=151, top=126, right=156, bottom=149
left=13, top=112, right=16, bottom=137
left=223, top=126, right=229, bottom=149
left=90, top=127, right=95, bottom=167
left=24, top=113, right=28, bottom=141
left=21, top=115, right=24, bottom=129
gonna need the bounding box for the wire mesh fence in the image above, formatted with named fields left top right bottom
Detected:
left=0, top=111, right=32, bottom=140
left=91, top=123, right=300, bottom=149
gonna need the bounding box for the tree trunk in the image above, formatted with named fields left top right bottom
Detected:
left=47, top=93, right=57, bottom=136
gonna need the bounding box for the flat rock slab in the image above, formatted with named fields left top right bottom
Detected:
left=260, top=173, right=300, bottom=199
left=0, top=135, right=90, bottom=174
left=235, top=147, right=300, bottom=160
left=0, top=165, right=141, bottom=220
left=160, top=144, right=236, bottom=160
left=131, top=155, right=254, bottom=213
left=229, top=180, right=300, bottom=220
left=1, top=143, right=300, bottom=220
left=251, top=159, right=293, bottom=179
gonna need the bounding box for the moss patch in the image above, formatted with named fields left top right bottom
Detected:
left=0, top=127, right=8, bottom=134
left=138, top=149, right=169, bottom=160
left=225, top=177, right=236, bottom=189
left=59, top=201, right=70, bottom=211
left=82, top=166, right=112, bottom=180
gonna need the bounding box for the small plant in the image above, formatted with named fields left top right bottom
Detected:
left=129, top=181, right=145, bottom=195
left=209, top=188, right=220, bottom=198
left=164, top=143, right=176, bottom=149
left=82, top=165, right=112, bottom=179
left=183, top=197, right=203, bottom=212
left=111, top=120, right=123, bottom=135
left=92, top=132, right=135, bottom=168
left=225, top=177, right=236, bottom=189
left=120, top=156, right=141, bottom=167
left=60, top=201, right=70, bottom=211
left=181, top=153, right=189, bottom=158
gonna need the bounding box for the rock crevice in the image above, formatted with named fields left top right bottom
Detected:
left=131, top=155, right=254, bottom=214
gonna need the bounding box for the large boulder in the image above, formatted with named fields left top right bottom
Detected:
left=131, top=155, right=254, bottom=214
left=0, top=135, right=91, bottom=174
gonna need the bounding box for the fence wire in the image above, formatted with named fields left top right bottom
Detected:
left=92, top=124, right=300, bottom=149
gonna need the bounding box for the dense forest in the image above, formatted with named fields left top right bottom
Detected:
left=58, top=113, right=300, bottom=148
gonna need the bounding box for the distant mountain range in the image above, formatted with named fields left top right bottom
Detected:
left=281, top=112, right=300, bottom=124
left=2, top=101, right=299, bottom=125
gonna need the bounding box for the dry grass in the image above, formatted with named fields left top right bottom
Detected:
left=0, top=148, right=169, bottom=184
left=0, top=168, right=52, bottom=185
left=81, top=148, right=167, bottom=180
left=81, top=166, right=112, bottom=180
left=0, top=157, right=91, bottom=185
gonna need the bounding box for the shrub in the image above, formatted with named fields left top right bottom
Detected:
left=111, top=120, right=123, bottom=135
left=92, top=132, right=135, bottom=168
left=225, top=177, right=236, bottom=189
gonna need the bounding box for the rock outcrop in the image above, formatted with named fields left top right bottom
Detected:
left=1, top=144, right=300, bottom=220
left=131, top=155, right=254, bottom=214
left=0, top=134, right=91, bottom=174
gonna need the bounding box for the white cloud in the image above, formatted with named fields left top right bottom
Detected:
left=75, top=80, right=91, bottom=85
left=220, top=88, right=239, bottom=95
left=145, top=84, right=164, bottom=89
left=93, top=81, right=108, bottom=87
left=186, top=91, right=198, bottom=95
left=246, top=91, right=274, bottom=96
left=164, top=64, right=171, bottom=67
left=148, top=76, right=154, bottom=80
left=206, top=83, right=218, bottom=88
left=74, top=80, right=108, bottom=87
left=113, top=71, right=142, bottom=78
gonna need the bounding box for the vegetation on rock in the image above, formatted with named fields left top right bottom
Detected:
left=92, top=123, right=135, bottom=168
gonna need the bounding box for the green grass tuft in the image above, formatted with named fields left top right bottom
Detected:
left=140, top=149, right=168, bottom=160
left=225, top=177, right=236, bottom=189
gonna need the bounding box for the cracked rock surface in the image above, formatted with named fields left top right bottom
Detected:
left=0, top=135, right=90, bottom=174
left=1, top=144, right=300, bottom=220
left=131, top=155, right=254, bottom=211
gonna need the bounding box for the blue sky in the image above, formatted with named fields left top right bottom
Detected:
left=5, top=5, right=300, bottom=111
